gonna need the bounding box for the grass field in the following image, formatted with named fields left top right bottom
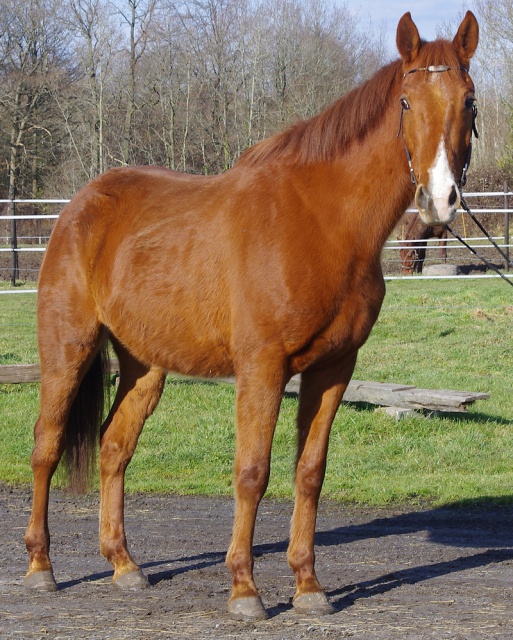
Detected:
left=1, top=277, right=512, bottom=505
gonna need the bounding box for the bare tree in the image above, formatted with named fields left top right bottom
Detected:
left=472, top=0, right=513, bottom=177
left=61, top=0, right=119, bottom=179
left=141, top=0, right=198, bottom=170
left=0, top=0, right=73, bottom=282
left=113, top=0, right=158, bottom=164
left=0, top=0, right=410, bottom=200
left=0, top=0, right=73, bottom=199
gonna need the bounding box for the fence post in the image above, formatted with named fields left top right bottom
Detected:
left=9, top=197, right=18, bottom=286
left=505, top=179, right=510, bottom=272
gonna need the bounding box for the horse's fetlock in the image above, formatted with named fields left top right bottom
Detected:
left=100, top=532, right=128, bottom=564
left=288, top=545, right=313, bottom=574
left=226, top=546, right=253, bottom=576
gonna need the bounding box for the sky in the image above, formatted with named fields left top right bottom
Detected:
left=342, top=0, right=473, bottom=56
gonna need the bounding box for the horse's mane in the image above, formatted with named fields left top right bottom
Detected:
left=237, top=40, right=466, bottom=167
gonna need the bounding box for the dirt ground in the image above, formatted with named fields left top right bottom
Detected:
left=1, top=486, right=513, bottom=639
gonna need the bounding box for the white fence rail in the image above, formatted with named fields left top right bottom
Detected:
left=383, top=190, right=512, bottom=277
left=1, top=192, right=512, bottom=292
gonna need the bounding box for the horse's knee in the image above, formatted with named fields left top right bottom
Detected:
left=295, top=458, right=325, bottom=497
left=30, top=445, right=61, bottom=475
left=234, top=461, right=270, bottom=500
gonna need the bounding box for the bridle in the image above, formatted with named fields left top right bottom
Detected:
left=396, top=65, right=479, bottom=188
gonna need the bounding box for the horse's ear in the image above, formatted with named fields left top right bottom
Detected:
left=396, top=12, right=421, bottom=63
left=452, top=10, right=479, bottom=66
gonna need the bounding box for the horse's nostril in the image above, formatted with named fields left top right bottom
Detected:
left=415, top=184, right=431, bottom=214
left=449, top=185, right=458, bottom=207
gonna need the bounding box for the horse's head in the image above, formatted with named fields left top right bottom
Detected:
left=396, top=11, right=479, bottom=226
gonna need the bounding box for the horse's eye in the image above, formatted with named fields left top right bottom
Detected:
left=400, top=98, right=410, bottom=110
left=465, top=96, right=476, bottom=110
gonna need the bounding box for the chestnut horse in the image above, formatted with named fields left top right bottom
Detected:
left=400, top=212, right=448, bottom=274
left=24, top=12, right=478, bottom=620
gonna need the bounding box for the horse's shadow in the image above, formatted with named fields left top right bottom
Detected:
left=58, top=496, right=513, bottom=616
left=314, top=499, right=513, bottom=613
left=325, top=548, right=513, bottom=614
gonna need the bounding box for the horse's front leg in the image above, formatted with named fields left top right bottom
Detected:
left=288, top=355, right=357, bottom=615
left=226, top=357, right=286, bottom=620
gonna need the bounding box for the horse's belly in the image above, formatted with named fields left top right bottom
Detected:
left=116, top=323, right=234, bottom=378
left=151, top=336, right=234, bottom=378
left=101, top=292, right=234, bottom=378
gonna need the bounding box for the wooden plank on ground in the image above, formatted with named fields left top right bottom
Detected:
left=0, top=364, right=489, bottom=413
left=285, top=377, right=488, bottom=412
left=0, top=361, right=120, bottom=384
left=389, top=387, right=490, bottom=412
left=341, top=380, right=489, bottom=412
left=0, top=363, right=41, bottom=383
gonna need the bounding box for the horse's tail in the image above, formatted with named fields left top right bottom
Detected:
left=63, top=343, right=110, bottom=493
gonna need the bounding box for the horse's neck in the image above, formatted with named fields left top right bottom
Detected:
left=322, top=108, right=414, bottom=253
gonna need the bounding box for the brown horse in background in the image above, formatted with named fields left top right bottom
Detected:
left=400, top=212, right=448, bottom=274
left=24, top=12, right=478, bottom=620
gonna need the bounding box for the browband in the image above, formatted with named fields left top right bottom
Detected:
left=403, top=65, right=469, bottom=78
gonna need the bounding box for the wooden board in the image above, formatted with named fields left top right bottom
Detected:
left=341, top=380, right=489, bottom=412
left=0, top=363, right=41, bottom=384
left=0, top=361, right=119, bottom=384
left=0, top=364, right=489, bottom=413
left=285, top=376, right=488, bottom=412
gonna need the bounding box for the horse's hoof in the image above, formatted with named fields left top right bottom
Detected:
left=293, top=591, right=335, bottom=616
left=114, top=569, right=149, bottom=590
left=228, top=596, right=268, bottom=621
left=24, top=570, right=58, bottom=592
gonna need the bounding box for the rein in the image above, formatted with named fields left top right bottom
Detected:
left=447, top=197, right=513, bottom=289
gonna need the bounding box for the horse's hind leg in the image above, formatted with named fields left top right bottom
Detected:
left=99, top=342, right=165, bottom=588
left=24, top=302, right=105, bottom=591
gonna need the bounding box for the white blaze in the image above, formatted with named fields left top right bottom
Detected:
left=427, top=137, right=459, bottom=222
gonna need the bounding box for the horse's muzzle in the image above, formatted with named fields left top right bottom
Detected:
left=415, top=183, right=460, bottom=226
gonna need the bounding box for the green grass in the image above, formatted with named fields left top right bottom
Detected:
left=0, top=284, right=38, bottom=364
left=1, top=278, right=512, bottom=505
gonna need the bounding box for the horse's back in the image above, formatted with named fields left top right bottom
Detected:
left=44, top=165, right=229, bottom=274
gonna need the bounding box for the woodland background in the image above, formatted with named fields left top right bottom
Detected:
left=0, top=0, right=512, bottom=202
